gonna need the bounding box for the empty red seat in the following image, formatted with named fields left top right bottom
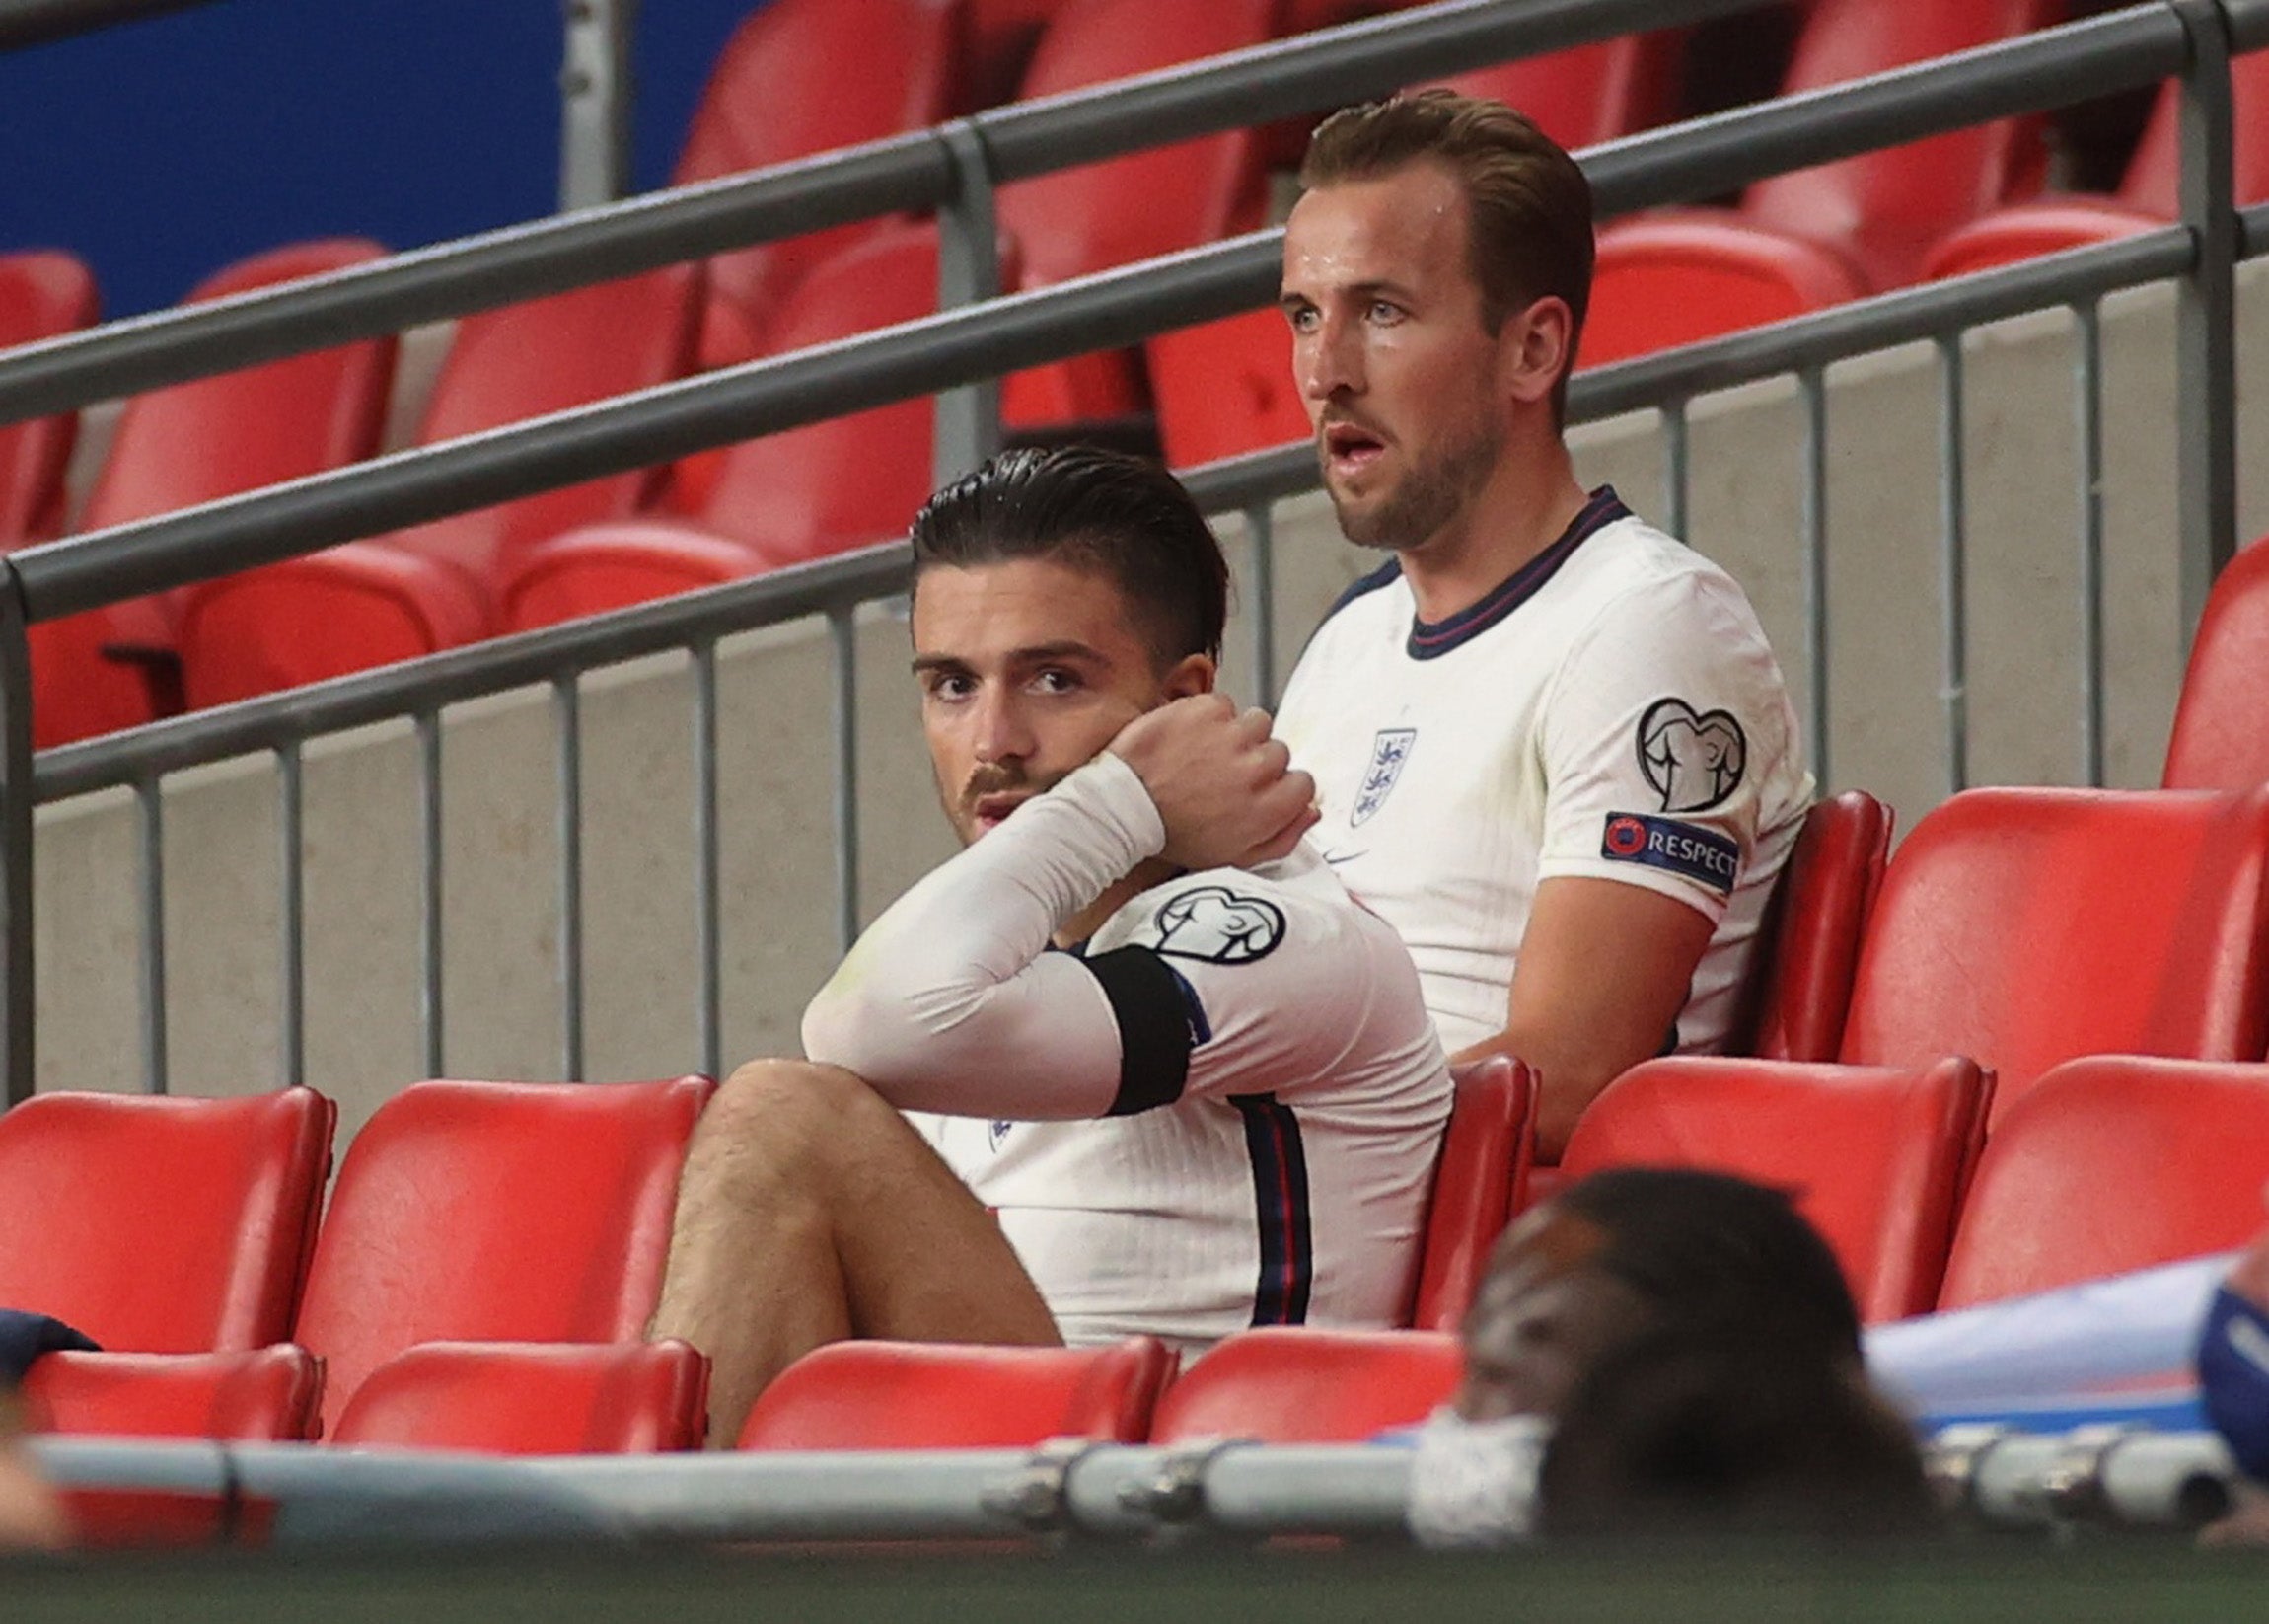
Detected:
left=1924, top=48, right=2269, bottom=278
left=1148, top=1327, right=1460, bottom=1443
left=505, top=222, right=989, bottom=627
left=1938, top=1057, right=2269, bottom=1309
left=736, top=1337, right=1173, bottom=1449
left=1588, top=0, right=2058, bottom=358
left=34, top=239, right=396, bottom=748
left=998, top=0, right=1275, bottom=424
left=0, top=1088, right=333, bottom=1353
left=0, top=250, right=99, bottom=548
left=1408, top=1057, right=1534, bottom=1333
left=1735, top=789, right=1895, bottom=1063
left=329, top=1340, right=709, bottom=1453
left=2162, top=532, right=2269, bottom=790
left=674, top=0, right=963, bottom=369
left=1837, top=787, right=2269, bottom=1127
left=1582, top=217, right=1871, bottom=366
left=1559, top=1056, right=1990, bottom=1321
left=177, top=265, right=702, bottom=705
left=19, top=1347, right=322, bottom=1442
left=289, top=1076, right=713, bottom=1428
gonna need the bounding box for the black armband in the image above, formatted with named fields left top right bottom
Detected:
left=1078, top=944, right=1206, bottom=1116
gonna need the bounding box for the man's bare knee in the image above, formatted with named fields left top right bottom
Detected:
left=691, top=1059, right=908, bottom=1193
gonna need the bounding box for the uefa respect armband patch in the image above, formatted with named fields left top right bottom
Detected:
left=1600, top=812, right=1741, bottom=895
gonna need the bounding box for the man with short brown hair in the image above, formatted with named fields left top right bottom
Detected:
left=1271, top=91, right=1813, bottom=1155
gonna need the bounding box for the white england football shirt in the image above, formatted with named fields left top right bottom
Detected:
left=1273, top=487, right=1813, bottom=1058
left=802, top=754, right=1453, bottom=1352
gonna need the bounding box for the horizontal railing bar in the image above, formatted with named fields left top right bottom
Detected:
left=27, top=221, right=2227, bottom=799
left=2230, top=0, right=2269, bottom=52
left=1571, top=226, right=2199, bottom=420
left=0, top=134, right=959, bottom=427
left=0, top=0, right=222, bottom=51
left=0, top=0, right=2182, bottom=429
left=1582, top=6, right=2188, bottom=218
left=8, top=239, right=1280, bottom=621
left=2242, top=198, right=2269, bottom=255
left=970, top=0, right=1777, bottom=181
left=31, top=545, right=912, bottom=801
left=0, top=0, right=1773, bottom=427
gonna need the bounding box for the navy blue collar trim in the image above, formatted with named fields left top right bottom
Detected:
left=1404, top=486, right=1630, bottom=661
left=1320, top=555, right=1404, bottom=626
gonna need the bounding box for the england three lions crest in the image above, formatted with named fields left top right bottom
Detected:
left=1351, top=727, right=1417, bottom=827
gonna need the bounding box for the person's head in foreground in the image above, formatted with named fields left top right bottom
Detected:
left=1408, top=1167, right=1933, bottom=1546
left=1282, top=89, right=1592, bottom=556
left=908, top=444, right=1229, bottom=848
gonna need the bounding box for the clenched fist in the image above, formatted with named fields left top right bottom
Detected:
left=1107, top=695, right=1318, bottom=871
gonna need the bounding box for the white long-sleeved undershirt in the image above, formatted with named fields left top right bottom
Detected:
left=800, top=752, right=1166, bottom=1119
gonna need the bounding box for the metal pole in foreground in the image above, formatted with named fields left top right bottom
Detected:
left=2172, top=0, right=2237, bottom=642
left=558, top=0, right=637, bottom=212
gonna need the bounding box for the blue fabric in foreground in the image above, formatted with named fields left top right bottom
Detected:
left=0, top=1309, right=98, bottom=1386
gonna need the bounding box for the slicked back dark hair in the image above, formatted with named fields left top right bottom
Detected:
left=1555, top=1167, right=1864, bottom=1367
left=909, top=446, right=1229, bottom=667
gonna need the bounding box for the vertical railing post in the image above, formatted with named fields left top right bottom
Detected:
left=558, top=0, right=637, bottom=211
left=554, top=676, right=585, bottom=1082
left=2074, top=301, right=2108, bottom=788
left=0, top=563, right=34, bottom=1108
left=1797, top=366, right=1830, bottom=787
left=1244, top=503, right=1279, bottom=709
left=135, top=777, right=168, bottom=1094
left=2173, top=0, right=2237, bottom=641
left=1937, top=333, right=1970, bottom=798
left=934, top=120, right=1004, bottom=487
left=829, top=608, right=861, bottom=956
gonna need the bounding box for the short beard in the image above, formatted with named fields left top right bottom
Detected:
left=1326, top=422, right=1499, bottom=554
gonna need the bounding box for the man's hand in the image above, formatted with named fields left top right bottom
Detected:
left=1108, top=695, right=1318, bottom=870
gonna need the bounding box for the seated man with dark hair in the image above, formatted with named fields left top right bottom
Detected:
left=1408, top=1167, right=1932, bottom=1545
left=652, top=447, right=1453, bottom=1442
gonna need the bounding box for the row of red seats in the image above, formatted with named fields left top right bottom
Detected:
left=14, top=1048, right=2269, bottom=1480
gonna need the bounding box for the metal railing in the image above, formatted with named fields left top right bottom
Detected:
left=24, top=1423, right=2240, bottom=1545
left=1, top=0, right=2263, bottom=1104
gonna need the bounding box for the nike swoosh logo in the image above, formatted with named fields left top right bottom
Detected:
left=1322, top=849, right=1368, bottom=866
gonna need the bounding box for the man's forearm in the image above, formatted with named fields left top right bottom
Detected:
left=799, top=754, right=1163, bottom=1117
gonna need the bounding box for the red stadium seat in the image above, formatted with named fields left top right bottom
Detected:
left=505, top=222, right=994, bottom=627
left=2162, top=532, right=2269, bottom=790
left=0, top=1088, right=333, bottom=1353
left=1409, top=1057, right=1534, bottom=1333
left=736, top=1337, right=1173, bottom=1449
left=1922, top=48, right=2269, bottom=278
left=1837, top=787, right=2269, bottom=1127
left=1740, top=0, right=2059, bottom=289
left=674, top=0, right=963, bottom=368
left=500, top=521, right=769, bottom=632
left=1582, top=217, right=1871, bottom=366
left=19, top=1347, right=322, bottom=1442
left=0, top=250, right=98, bottom=547
left=998, top=0, right=1275, bottom=424
left=177, top=264, right=702, bottom=705
left=1149, top=27, right=1686, bottom=466
left=1586, top=0, right=2057, bottom=359
left=1938, top=1058, right=2269, bottom=1309
left=1734, top=789, right=1895, bottom=1064
left=1148, top=1327, right=1460, bottom=1443
left=330, top=1341, right=709, bottom=1454
left=1559, top=1056, right=1990, bottom=1321
left=34, top=239, right=396, bottom=748
left=290, top=1075, right=713, bottom=1428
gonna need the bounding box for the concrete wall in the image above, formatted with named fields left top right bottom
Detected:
left=32, top=267, right=2269, bottom=1135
